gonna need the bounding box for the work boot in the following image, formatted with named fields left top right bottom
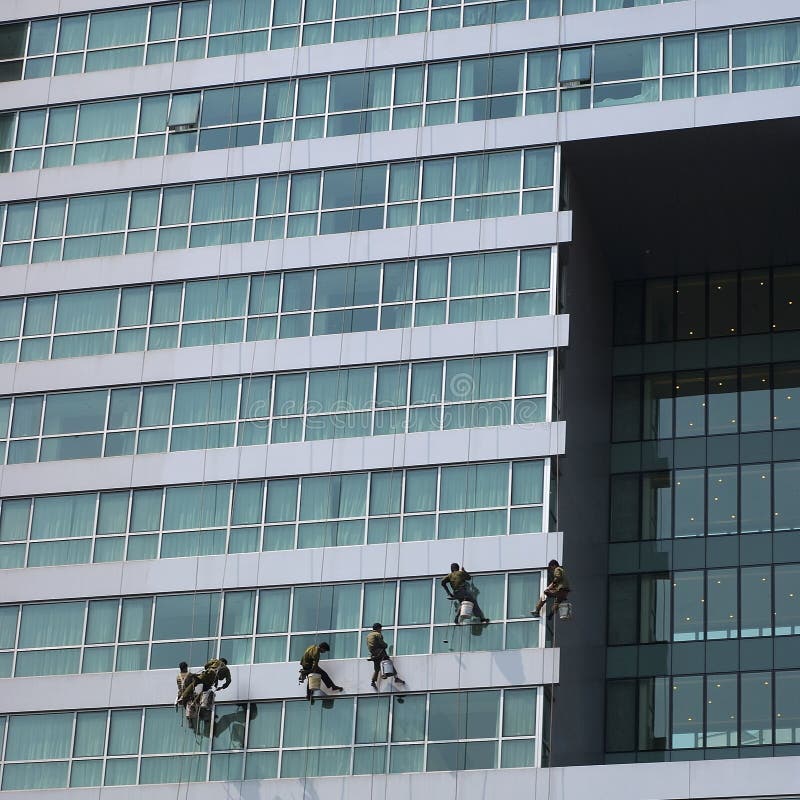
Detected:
left=395, top=678, right=406, bottom=685
left=481, top=617, right=490, bottom=624
left=370, top=681, right=377, bottom=689
left=332, top=685, right=344, bottom=692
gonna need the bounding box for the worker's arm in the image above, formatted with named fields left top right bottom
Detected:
left=218, top=675, right=231, bottom=690
left=461, top=569, right=471, bottom=580
left=441, top=576, right=453, bottom=596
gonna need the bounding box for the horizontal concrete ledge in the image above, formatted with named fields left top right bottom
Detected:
left=0, top=0, right=157, bottom=24
left=0, top=0, right=796, bottom=103
left=2, top=530, right=562, bottom=603
left=1, top=753, right=799, bottom=800
left=556, top=85, right=800, bottom=143
left=0, top=315, right=569, bottom=395
left=0, top=212, right=572, bottom=297
left=0, top=420, right=566, bottom=496
left=0, top=115, right=564, bottom=201
left=0, top=648, right=560, bottom=714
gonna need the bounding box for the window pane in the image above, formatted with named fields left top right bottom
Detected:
left=18, top=601, right=84, bottom=647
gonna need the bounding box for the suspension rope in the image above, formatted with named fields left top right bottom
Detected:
left=297, top=16, right=385, bottom=797
left=363, top=5, right=439, bottom=795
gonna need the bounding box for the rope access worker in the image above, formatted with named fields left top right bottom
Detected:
left=299, top=642, right=343, bottom=700
left=531, top=559, right=571, bottom=618
left=366, top=623, right=406, bottom=689
left=175, top=661, right=191, bottom=707
left=178, top=658, right=232, bottom=705
left=441, top=563, right=490, bottom=624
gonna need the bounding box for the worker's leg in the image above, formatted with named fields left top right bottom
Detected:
left=468, top=593, right=488, bottom=622
left=549, top=589, right=570, bottom=618
left=313, top=667, right=335, bottom=688
left=455, top=588, right=488, bottom=622
left=314, top=667, right=343, bottom=691
left=531, top=589, right=553, bottom=616
left=179, top=675, right=199, bottom=703
left=371, top=661, right=380, bottom=686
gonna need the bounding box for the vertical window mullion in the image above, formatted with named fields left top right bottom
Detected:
left=36, top=393, right=47, bottom=461
left=113, top=597, right=123, bottom=670
left=155, top=485, right=168, bottom=561
left=134, top=707, right=146, bottom=784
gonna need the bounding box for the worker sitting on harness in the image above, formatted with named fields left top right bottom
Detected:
left=531, top=560, right=570, bottom=618
left=441, top=563, right=489, bottom=624
left=299, top=642, right=343, bottom=700
left=178, top=658, right=232, bottom=705
left=175, top=661, right=191, bottom=707
left=366, top=623, right=406, bottom=689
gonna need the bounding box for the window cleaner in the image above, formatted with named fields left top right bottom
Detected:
left=177, top=657, right=232, bottom=711
left=366, top=623, right=406, bottom=689
left=175, top=661, right=191, bottom=708
left=298, top=642, right=344, bottom=701
left=176, top=658, right=231, bottom=727
left=531, top=559, right=572, bottom=620
left=441, top=563, right=490, bottom=625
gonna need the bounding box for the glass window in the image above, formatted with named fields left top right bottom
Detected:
left=671, top=675, right=703, bottom=748
left=428, top=690, right=499, bottom=740
left=707, top=466, right=737, bottom=535
left=774, top=463, right=800, bottom=532
left=18, top=601, right=84, bottom=647
left=391, top=693, right=426, bottom=741
left=31, top=494, right=95, bottom=539
left=152, top=592, right=220, bottom=639
left=706, top=674, right=737, bottom=747
left=673, top=571, right=705, bottom=641
left=595, top=39, right=660, bottom=82
left=65, top=193, right=127, bottom=236
left=559, top=48, right=591, bottom=84
left=55, top=289, right=117, bottom=333
left=698, top=31, right=729, bottom=71
left=733, top=22, right=800, bottom=68
left=775, top=670, right=800, bottom=744
left=42, top=390, right=107, bottom=434
left=5, top=713, right=73, bottom=760
left=705, top=569, right=737, bottom=639
left=674, top=469, right=704, bottom=538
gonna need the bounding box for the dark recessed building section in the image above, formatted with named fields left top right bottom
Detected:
left=556, top=118, right=800, bottom=766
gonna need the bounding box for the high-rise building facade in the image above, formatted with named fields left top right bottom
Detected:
left=0, top=0, right=798, bottom=798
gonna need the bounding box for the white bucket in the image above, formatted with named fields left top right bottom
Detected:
left=185, top=701, right=198, bottom=720
left=200, top=690, right=215, bottom=709
left=558, top=602, right=572, bottom=621
left=380, top=658, right=396, bottom=678
left=458, top=600, right=474, bottom=622
left=308, top=673, right=322, bottom=691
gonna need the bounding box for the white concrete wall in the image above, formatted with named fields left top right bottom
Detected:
left=1, top=755, right=800, bottom=800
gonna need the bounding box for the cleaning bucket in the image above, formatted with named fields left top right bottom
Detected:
left=380, top=658, right=396, bottom=678
left=558, top=602, right=573, bottom=621
left=308, top=673, right=322, bottom=691
left=458, top=600, right=474, bottom=622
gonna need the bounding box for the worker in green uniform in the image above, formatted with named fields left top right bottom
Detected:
left=441, top=562, right=489, bottom=624
left=178, top=658, right=231, bottom=704
left=366, top=623, right=405, bottom=688
left=175, top=661, right=191, bottom=707
left=531, top=559, right=570, bottom=617
left=299, top=642, right=343, bottom=700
